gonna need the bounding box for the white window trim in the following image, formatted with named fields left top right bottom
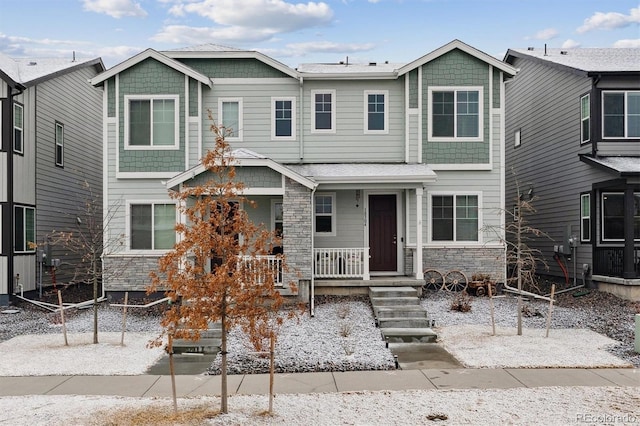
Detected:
left=427, top=191, right=483, bottom=244
left=124, top=95, right=180, bottom=150
left=602, top=90, right=640, bottom=140
left=427, top=86, right=484, bottom=142
left=363, top=90, right=389, bottom=134
left=125, top=200, right=178, bottom=253
left=218, top=97, right=243, bottom=141
left=580, top=193, right=590, bottom=242
left=600, top=192, right=640, bottom=242
left=514, top=128, right=521, bottom=148
left=14, top=103, right=23, bottom=154
left=580, top=93, right=590, bottom=144
left=55, top=121, right=64, bottom=167
left=311, top=90, right=336, bottom=134
left=14, top=205, right=36, bottom=253
left=314, top=192, right=336, bottom=237
left=271, top=97, right=296, bottom=140
left=271, top=199, right=283, bottom=233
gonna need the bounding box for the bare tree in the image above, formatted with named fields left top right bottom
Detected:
left=148, top=118, right=296, bottom=414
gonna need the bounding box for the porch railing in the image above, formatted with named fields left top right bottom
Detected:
left=313, top=248, right=370, bottom=280
left=592, top=247, right=640, bottom=278
left=238, top=255, right=283, bottom=286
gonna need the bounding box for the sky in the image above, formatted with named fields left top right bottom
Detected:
left=0, top=0, right=638, bottom=69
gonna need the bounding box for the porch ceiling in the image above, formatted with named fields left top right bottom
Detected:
left=286, top=163, right=437, bottom=186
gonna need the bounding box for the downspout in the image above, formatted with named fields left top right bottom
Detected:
left=310, top=185, right=316, bottom=317
left=299, top=76, right=304, bottom=162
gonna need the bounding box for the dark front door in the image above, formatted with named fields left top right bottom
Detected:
left=369, top=194, right=397, bottom=272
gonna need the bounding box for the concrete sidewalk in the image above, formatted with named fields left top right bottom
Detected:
left=0, top=368, right=637, bottom=398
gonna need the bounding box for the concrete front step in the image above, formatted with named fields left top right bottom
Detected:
left=172, top=338, right=221, bottom=355
left=369, top=286, right=418, bottom=298
left=378, top=318, right=433, bottom=328
left=370, top=296, right=420, bottom=307
left=381, top=328, right=438, bottom=344
left=374, top=306, right=429, bottom=319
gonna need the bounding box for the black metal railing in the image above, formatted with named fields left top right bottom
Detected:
left=593, top=247, right=640, bottom=278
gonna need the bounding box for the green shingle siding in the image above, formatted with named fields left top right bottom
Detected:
left=107, top=78, right=115, bottom=118
left=422, top=49, right=490, bottom=164
left=493, top=68, right=501, bottom=108
left=118, top=58, right=185, bottom=172
left=178, top=58, right=290, bottom=78
left=409, top=69, right=419, bottom=108
left=186, top=166, right=282, bottom=188
left=189, top=79, right=198, bottom=117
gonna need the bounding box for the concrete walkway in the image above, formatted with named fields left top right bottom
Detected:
left=0, top=368, right=637, bottom=398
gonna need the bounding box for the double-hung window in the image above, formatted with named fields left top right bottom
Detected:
left=429, top=87, right=483, bottom=141
left=272, top=200, right=283, bottom=237
left=55, top=122, right=64, bottom=167
left=580, top=193, right=591, bottom=242
left=431, top=194, right=479, bottom=242
left=580, top=94, right=590, bottom=143
left=125, top=95, right=179, bottom=149
left=272, top=97, right=296, bottom=140
left=312, top=90, right=335, bottom=133
left=602, top=91, right=640, bottom=138
left=315, top=193, right=335, bottom=235
left=14, top=103, right=23, bottom=153
left=14, top=206, right=35, bottom=253
left=364, top=91, right=388, bottom=133
left=601, top=192, right=640, bottom=241
left=219, top=98, right=243, bottom=140
left=129, top=202, right=176, bottom=250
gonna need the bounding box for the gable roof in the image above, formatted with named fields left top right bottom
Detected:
left=505, top=48, right=640, bottom=74
left=90, top=48, right=212, bottom=87
left=0, top=51, right=104, bottom=89
left=162, top=44, right=300, bottom=79
left=398, top=39, right=517, bottom=76
left=166, top=148, right=317, bottom=190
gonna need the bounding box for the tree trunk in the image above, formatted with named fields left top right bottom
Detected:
left=221, top=300, right=228, bottom=414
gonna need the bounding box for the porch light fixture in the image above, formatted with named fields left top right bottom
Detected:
left=355, top=190, right=361, bottom=207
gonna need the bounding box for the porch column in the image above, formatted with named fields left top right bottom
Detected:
left=623, top=187, right=635, bottom=279
left=416, top=188, right=424, bottom=280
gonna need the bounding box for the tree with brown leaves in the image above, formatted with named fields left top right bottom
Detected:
left=148, top=118, right=296, bottom=414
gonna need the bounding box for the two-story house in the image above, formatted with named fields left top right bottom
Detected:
left=90, top=40, right=515, bottom=305
left=0, top=53, right=105, bottom=305
left=504, top=47, right=640, bottom=301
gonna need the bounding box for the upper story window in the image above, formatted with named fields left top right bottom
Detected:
left=14, top=103, right=23, bottom=154
left=272, top=97, right=296, bottom=140
left=364, top=91, right=388, bottom=134
left=55, top=122, right=64, bottom=167
left=14, top=205, right=35, bottom=253
left=430, top=193, right=479, bottom=242
left=315, top=193, right=336, bottom=236
left=428, top=87, right=483, bottom=141
left=219, top=98, right=243, bottom=140
left=602, top=91, right=640, bottom=139
left=311, top=90, right=335, bottom=133
left=125, top=95, right=179, bottom=149
left=580, top=94, right=590, bottom=144
left=129, top=202, right=176, bottom=250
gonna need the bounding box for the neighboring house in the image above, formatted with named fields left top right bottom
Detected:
left=0, top=54, right=105, bottom=305
left=89, top=39, right=515, bottom=302
left=504, top=47, right=640, bottom=300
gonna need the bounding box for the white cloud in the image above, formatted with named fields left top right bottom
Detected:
left=532, top=28, right=559, bottom=40
left=285, top=41, right=376, bottom=56
left=166, top=0, right=333, bottom=32
left=561, top=39, right=581, bottom=49
left=612, top=38, right=640, bottom=48
left=151, top=25, right=278, bottom=44
left=577, top=7, right=640, bottom=33
left=82, top=0, right=147, bottom=18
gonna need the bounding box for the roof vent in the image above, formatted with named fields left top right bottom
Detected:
left=560, top=50, right=568, bottom=55
left=527, top=47, right=534, bottom=51
left=369, top=62, right=377, bottom=66
left=27, top=61, right=37, bottom=66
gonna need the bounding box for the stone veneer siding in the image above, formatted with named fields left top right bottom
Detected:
left=282, top=177, right=312, bottom=299
left=103, top=255, right=162, bottom=292
left=404, top=247, right=506, bottom=284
